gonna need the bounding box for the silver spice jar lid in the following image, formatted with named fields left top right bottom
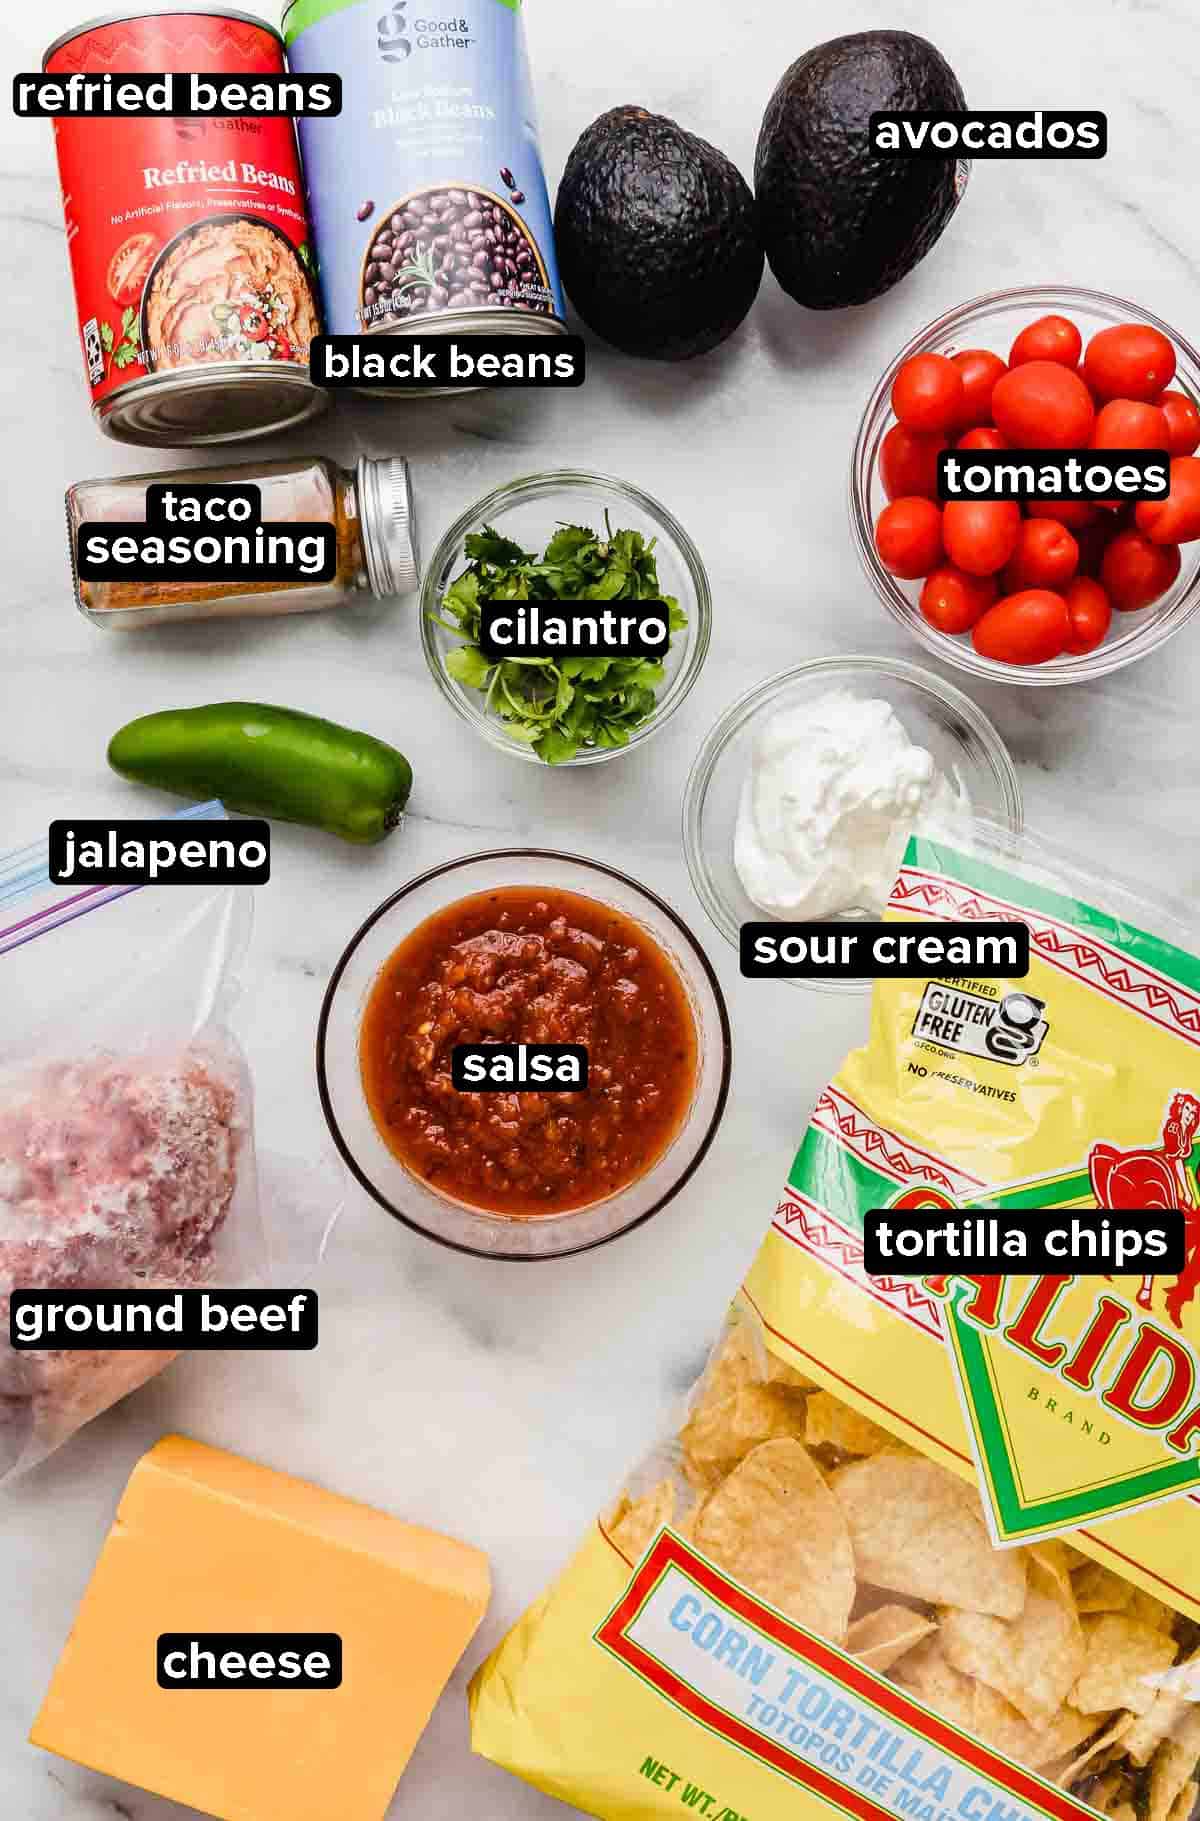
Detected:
left=358, top=456, right=420, bottom=599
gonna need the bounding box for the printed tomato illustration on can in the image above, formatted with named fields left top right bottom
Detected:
left=43, top=8, right=325, bottom=445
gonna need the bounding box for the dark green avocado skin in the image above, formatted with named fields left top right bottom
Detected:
left=755, top=30, right=966, bottom=310
left=554, top=106, right=763, bottom=361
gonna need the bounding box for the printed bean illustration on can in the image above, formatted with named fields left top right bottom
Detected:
left=284, top=0, right=566, bottom=379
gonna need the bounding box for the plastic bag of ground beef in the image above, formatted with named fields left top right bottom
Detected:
left=471, top=821, right=1200, bottom=1821
left=0, top=804, right=264, bottom=1479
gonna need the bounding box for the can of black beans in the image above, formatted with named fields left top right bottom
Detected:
left=283, top=0, right=567, bottom=394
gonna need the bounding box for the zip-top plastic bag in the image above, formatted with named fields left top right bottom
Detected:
left=0, top=804, right=264, bottom=1479
left=471, top=821, right=1200, bottom=1821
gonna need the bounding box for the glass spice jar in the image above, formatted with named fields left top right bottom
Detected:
left=67, top=454, right=418, bottom=629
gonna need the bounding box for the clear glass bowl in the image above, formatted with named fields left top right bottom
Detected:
left=420, top=469, right=711, bottom=765
left=682, top=656, right=1023, bottom=996
left=850, top=284, right=1200, bottom=686
left=316, top=849, right=731, bottom=1258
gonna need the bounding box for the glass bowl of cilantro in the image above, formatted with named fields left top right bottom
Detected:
left=420, top=470, right=712, bottom=765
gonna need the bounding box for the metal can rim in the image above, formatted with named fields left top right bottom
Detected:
left=94, top=360, right=326, bottom=446
left=43, top=6, right=284, bottom=69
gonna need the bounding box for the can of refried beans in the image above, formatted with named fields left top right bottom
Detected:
left=44, top=7, right=327, bottom=445
left=283, top=0, right=567, bottom=395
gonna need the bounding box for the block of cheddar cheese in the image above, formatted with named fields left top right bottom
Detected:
left=30, top=1435, right=490, bottom=1821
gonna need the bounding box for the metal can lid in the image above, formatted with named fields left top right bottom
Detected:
left=43, top=6, right=284, bottom=68
left=97, top=362, right=327, bottom=448
left=358, top=456, right=420, bottom=599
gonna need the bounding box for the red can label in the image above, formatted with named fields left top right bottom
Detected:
left=46, top=12, right=321, bottom=409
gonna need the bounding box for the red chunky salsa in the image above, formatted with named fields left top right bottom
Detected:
left=359, top=887, right=698, bottom=1217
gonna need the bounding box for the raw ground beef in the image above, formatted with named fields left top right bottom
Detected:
left=0, top=1048, right=241, bottom=1474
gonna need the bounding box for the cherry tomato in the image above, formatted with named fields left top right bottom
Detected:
left=1063, top=576, right=1113, bottom=655
left=1028, top=499, right=1100, bottom=529
left=951, top=349, right=1007, bottom=429
left=1135, top=455, right=1200, bottom=544
left=1003, top=518, right=1079, bottom=591
left=891, top=352, right=966, bottom=434
left=1074, top=514, right=1121, bottom=577
left=972, top=590, right=1071, bottom=666
left=1083, top=324, right=1177, bottom=403
left=991, top=361, right=1096, bottom=449
left=919, top=567, right=997, bottom=635
left=1101, top=528, right=1182, bottom=610
left=1156, top=390, right=1200, bottom=458
left=880, top=423, right=947, bottom=501
left=875, top=497, right=944, bottom=579
left=1083, top=399, right=1171, bottom=508
left=943, top=499, right=1022, bottom=576
left=1090, top=398, right=1170, bottom=451
left=957, top=426, right=1008, bottom=452
left=1009, top=314, right=1083, bottom=371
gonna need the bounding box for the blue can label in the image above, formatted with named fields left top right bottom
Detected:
left=286, top=0, right=564, bottom=334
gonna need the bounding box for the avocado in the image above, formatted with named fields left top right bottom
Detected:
left=755, top=31, right=966, bottom=310
left=554, top=106, right=763, bottom=361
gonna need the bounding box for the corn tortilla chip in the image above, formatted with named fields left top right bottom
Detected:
left=1127, top=1649, right=1200, bottom=1765
left=694, top=1438, right=855, bottom=1643
left=938, top=1560, right=1084, bottom=1728
left=892, top=1636, right=978, bottom=1732
left=805, top=1392, right=893, bottom=1457
left=830, top=1452, right=1027, bottom=1618
left=762, top=1351, right=817, bottom=1392
left=1169, top=1781, right=1198, bottom=1821
left=845, top=1604, right=936, bottom=1672
left=712, top=1322, right=809, bottom=1401
left=1072, top=1615, right=1179, bottom=1716
left=680, top=1383, right=806, bottom=1489
left=970, top=1682, right=1052, bottom=1761
left=608, top=1480, right=676, bottom=1564
left=679, top=1325, right=808, bottom=1488
left=1061, top=1544, right=1093, bottom=1570
left=1031, top=1706, right=1111, bottom=1771
left=1058, top=1713, right=1134, bottom=1784
left=1084, top=1769, right=1137, bottom=1816
left=971, top=1687, right=1100, bottom=1769
left=1149, top=1709, right=1200, bottom=1821
left=1130, top=1590, right=1176, bottom=1633
left=1073, top=1563, right=1136, bottom=1614
left=1031, top=1540, right=1076, bottom=1602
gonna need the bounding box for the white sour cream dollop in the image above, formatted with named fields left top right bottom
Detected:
left=733, top=691, right=968, bottom=922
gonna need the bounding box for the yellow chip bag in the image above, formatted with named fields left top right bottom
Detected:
left=471, top=830, right=1200, bottom=1821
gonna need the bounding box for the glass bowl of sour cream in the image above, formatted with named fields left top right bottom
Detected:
left=681, top=656, right=1023, bottom=994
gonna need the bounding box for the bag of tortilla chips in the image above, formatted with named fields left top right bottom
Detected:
left=471, top=826, right=1200, bottom=1821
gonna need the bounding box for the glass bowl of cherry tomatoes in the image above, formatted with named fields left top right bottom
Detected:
left=850, top=285, right=1200, bottom=684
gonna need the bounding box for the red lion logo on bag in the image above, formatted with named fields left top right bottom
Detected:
left=1089, top=1091, right=1200, bottom=1329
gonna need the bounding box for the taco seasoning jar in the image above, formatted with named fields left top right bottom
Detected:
left=284, top=0, right=566, bottom=392
left=67, top=454, right=418, bottom=628
left=44, top=8, right=326, bottom=446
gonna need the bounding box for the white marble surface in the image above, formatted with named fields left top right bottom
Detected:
left=3, top=2, right=1200, bottom=1816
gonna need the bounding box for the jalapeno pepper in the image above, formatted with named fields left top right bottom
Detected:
left=107, top=703, right=412, bottom=846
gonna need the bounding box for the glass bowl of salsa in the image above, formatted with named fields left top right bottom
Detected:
left=316, top=849, right=732, bottom=1258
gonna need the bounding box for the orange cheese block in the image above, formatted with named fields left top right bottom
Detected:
left=30, top=1434, right=490, bottom=1821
